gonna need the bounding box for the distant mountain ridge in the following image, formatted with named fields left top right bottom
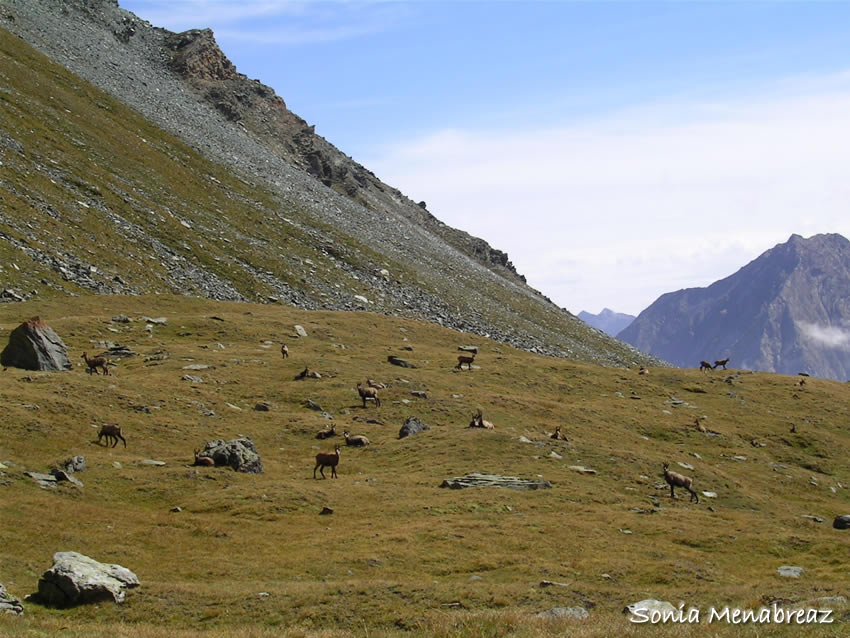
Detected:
left=618, top=233, right=850, bottom=380
left=578, top=308, right=635, bottom=337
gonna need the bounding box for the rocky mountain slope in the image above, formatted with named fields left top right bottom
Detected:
left=0, top=0, right=660, bottom=368
left=618, top=233, right=850, bottom=380
left=577, top=308, right=635, bottom=337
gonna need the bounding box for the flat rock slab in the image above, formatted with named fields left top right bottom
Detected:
left=388, top=355, right=416, bottom=368
left=777, top=566, right=804, bottom=578
left=25, top=471, right=57, bottom=489
left=0, top=583, right=23, bottom=616
left=568, top=465, right=598, bottom=475
left=37, top=551, right=139, bottom=607
left=440, top=473, right=552, bottom=491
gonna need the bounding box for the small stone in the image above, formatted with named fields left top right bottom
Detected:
left=254, top=402, right=271, bottom=412
left=536, top=607, right=589, bottom=620
left=801, top=514, right=824, bottom=523
left=568, top=465, right=597, bottom=475
left=320, top=507, right=334, bottom=515
left=549, top=451, right=563, bottom=459
left=777, top=566, right=804, bottom=578
left=170, top=506, right=182, bottom=513
left=138, top=459, right=166, bottom=467
left=701, top=491, right=717, bottom=498
left=294, top=325, right=308, bottom=338
left=677, top=462, right=694, bottom=470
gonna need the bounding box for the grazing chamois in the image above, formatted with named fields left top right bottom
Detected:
left=82, top=352, right=109, bottom=375
left=663, top=463, right=699, bottom=503
left=343, top=430, right=370, bottom=447
left=456, top=353, right=475, bottom=370
left=468, top=409, right=495, bottom=430
left=713, top=357, right=730, bottom=370
left=280, top=344, right=289, bottom=359
left=315, top=424, right=337, bottom=440
left=699, top=361, right=713, bottom=373
left=193, top=448, right=215, bottom=466
left=357, top=382, right=381, bottom=408
left=314, top=445, right=341, bottom=479
left=97, top=424, right=126, bottom=448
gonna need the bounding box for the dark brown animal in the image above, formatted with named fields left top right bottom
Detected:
left=314, top=445, right=341, bottom=479
left=456, top=353, right=475, bottom=370
left=699, top=361, right=713, bottom=373
left=97, top=424, right=126, bottom=448
left=82, top=352, right=109, bottom=375
left=357, top=382, right=380, bottom=408
left=713, top=358, right=730, bottom=370
left=280, top=344, right=289, bottom=359
left=663, top=462, right=699, bottom=503
left=550, top=425, right=568, bottom=441
left=193, top=448, right=215, bottom=466
left=468, top=409, right=495, bottom=430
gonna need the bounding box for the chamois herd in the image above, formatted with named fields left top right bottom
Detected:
left=70, top=332, right=728, bottom=505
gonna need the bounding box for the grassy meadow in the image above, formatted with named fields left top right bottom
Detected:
left=0, top=294, right=849, bottom=637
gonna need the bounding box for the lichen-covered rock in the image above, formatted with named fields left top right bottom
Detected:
left=37, top=551, right=139, bottom=607
left=439, top=473, right=551, bottom=491
left=0, top=317, right=71, bottom=371
left=398, top=417, right=430, bottom=439
left=200, top=437, right=263, bottom=473
left=0, top=583, right=24, bottom=615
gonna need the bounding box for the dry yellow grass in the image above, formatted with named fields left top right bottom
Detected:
left=1, top=295, right=849, bottom=637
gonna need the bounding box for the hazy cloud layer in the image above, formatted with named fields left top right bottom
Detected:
left=366, top=76, right=850, bottom=315
left=798, top=321, right=850, bottom=350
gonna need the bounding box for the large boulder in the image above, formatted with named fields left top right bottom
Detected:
left=1, top=317, right=71, bottom=371
left=37, top=552, right=139, bottom=607
left=398, top=417, right=430, bottom=439
left=200, top=437, right=263, bottom=473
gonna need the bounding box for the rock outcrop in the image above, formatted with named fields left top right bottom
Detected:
left=199, top=438, right=263, bottom=474
left=398, top=417, right=430, bottom=439
left=0, top=583, right=24, bottom=615
left=0, top=317, right=71, bottom=371
left=439, top=473, right=552, bottom=491
left=37, top=551, right=139, bottom=606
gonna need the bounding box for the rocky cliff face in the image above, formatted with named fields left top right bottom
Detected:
left=618, top=233, right=850, bottom=380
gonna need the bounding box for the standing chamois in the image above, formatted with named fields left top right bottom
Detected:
left=663, top=463, right=699, bottom=503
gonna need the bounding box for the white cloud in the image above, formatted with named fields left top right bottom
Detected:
left=798, top=321, right=850, bottom=350
left=365, top=75, right=850, bottom=315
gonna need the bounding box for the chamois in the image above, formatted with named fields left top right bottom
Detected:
left=456, top=353, right=475, bottom=370
left=82, top=352, right=109, bottom=375
left=343, top=430, right=370, bottom=447
left=699, top=361, right=713, bottom=373
left=97, top=424, right=126, bottom=448
left=468, top=409, right=495, bottom=429
left=713, top=357, right=730, bottom=370
left=314, top=445, right=341, bottom=479
left=193, top=448, right=215, bottom=466
left=315, top=424, right=337, bottom=440
left=549, top=425, right=568, bottom=441
left=663, top=463, right=699, bottom=503
left=280, top=344, right=289, bottom=359
left=357, top=382, right=381, bottom=408
left=638, top=367, right=650, bottom=375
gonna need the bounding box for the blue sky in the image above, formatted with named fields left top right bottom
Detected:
left=122, top=1, right=850, bottom=316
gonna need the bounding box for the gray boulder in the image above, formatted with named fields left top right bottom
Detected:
left=37, top=552, right=139, bottom=607
left=387, top=355, right=416, bottom=368
left=0, top=317, right=71, bottom=371
left=440, top=473, right=551, bottom=491
left=200, top=437, right=263, bottom=473
left=0, top=583, right=23, bottom=615
left=833, top=515, right=850, bottom=529
left=398, top=417, right=430, bottom=439
left=62, top=456, right=86, bottom=473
